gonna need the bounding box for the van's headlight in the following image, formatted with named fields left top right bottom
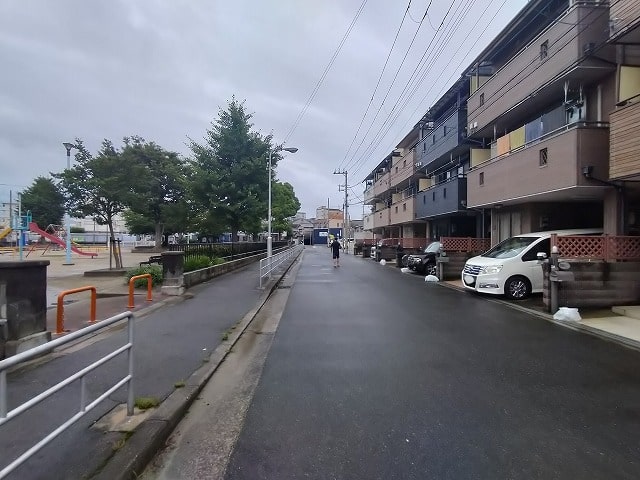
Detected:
left=481, top=265, right=503, bottom=274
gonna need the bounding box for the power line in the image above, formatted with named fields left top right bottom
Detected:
left=338, top=1, right=414, bottom=171
left=347, top=0, right=473, bottom=177
left=284, top=0, right=368, bottom=143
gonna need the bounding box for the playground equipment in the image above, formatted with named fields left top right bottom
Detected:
left=11, top=211, right=31, bottom=260
left=28, top=222, right=97, bottom=258
left=0, top=227, right=11, bottom=241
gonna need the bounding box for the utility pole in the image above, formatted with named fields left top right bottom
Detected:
left=333, top=170, right=348, bottom=252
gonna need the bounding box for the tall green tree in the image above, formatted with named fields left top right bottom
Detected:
left=271, top=181, right=301, bottom=239
left=20, top=176, right=65, bottom=228
left=122, top=136, right=189, bottom=248
left=189, top=98, right=275, bottom=241
left=53, top=139, right=142, bottom=268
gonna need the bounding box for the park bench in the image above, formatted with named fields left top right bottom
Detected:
left=139, top=255, right=163, bottom=267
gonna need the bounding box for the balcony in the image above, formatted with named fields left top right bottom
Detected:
left=417, top=107, right=466, bottom=168
left=373, top=172, right=390, bottom=198
left=363, top=185, right=375, bottom=204
left=610, top=0, right=640, bottom=43
left=610, top=99, right=640, bottom=180
left=467, top=4, right=613, bottom=136
left=363, top=213, right=375, bottom=231
left=390, top=149, right=417, bottom=189
left=389, top=196, right=416, bottom=225
left=373, top=207, right=391, bottom=229
left=415, top=176, right=467, bottom=219
left=467, top=124, right=610, bottom=207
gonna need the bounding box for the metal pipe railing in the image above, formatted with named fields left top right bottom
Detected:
left=56, top=286, right=97, bottom=335
left=128, top=274, right=153, bottom=309
left=259, top=244, right=303, bottom=288
left=0, top=311, right=135, bottom=479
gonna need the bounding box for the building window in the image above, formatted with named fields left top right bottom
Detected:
left=443, top=188, right=447, bottom=199
left=539, top=148, right=548, bottom=167
left=443, top=126, right=448, bottom=136
left=395, top=166, right=398, bottom=173
left=395, top=206, right=398, bottom=213
left=432, top=135, right=436, bottom=145
left=423, top=195, right=426, bottom=204
left=540, top=40, right=548, bottom=61
left=479, top=93, right=485, bottom=106
left=403, top=203, right=407, bottom=212
left=423, top=143, right=426, bottom=152
left=432, top=192, right=436, bottom=201
left=403, top=160, right=406, bottom=167
left=479, top=172, right=484, bottom=185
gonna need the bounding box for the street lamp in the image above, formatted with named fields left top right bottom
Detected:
left=62, top=142, right=77, bottom=265
left=267, top=146, right=298, bottom=260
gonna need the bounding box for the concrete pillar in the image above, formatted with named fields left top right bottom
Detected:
left=0, top=260, right=51, bottom=359
left=161, top=251, right=185, bottom=296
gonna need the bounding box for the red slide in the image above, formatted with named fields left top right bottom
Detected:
left=28, top=222, right=97, bottom=258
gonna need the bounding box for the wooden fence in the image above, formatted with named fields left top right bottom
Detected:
left=553, top=235, right=640, bottom=261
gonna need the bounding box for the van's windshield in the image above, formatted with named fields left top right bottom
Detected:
left=482, top=236, right=537, bottom=259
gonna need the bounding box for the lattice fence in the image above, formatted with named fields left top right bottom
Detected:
left=440, top=237, right=490, bottom=253
left=555, top=235, right=640, bottom=261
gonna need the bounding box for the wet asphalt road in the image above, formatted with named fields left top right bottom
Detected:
left=225, top=246, right=640, bottom=480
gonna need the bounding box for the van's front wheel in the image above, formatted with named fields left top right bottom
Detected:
left=504, top=276, right=531, bottom=300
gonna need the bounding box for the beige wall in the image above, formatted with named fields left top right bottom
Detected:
left=389, top=196, right=415, bottom=225
left=373, top=172, right=390, bottom=197
left=468, top=127, right=609, bottom=207
left=374, top=208, right=390, bottom=229
left=390, top=149, right=416, bottom=188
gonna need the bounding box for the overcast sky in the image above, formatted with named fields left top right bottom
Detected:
left=0, top=0, right=528, bottom=220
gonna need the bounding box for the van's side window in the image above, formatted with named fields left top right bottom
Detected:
left=522, top=238, right=550, bottom=262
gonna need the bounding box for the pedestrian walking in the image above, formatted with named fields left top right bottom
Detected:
left=331, top=237, right=341, bottom=267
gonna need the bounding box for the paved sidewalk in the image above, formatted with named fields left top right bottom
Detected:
left=0, top=249, right=297, bottom=480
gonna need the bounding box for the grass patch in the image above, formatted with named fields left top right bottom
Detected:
left=174, top=381, right=186, bottom=389
left=134, top=396, right=160, bottom=410
left=111, top=431, right=134, bottom=452
left=221, top=331, right=229, bottom=341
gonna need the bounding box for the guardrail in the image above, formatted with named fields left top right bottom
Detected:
left=56, top=286, right=97, bottom=335
left=259, top=244, right=303, bottom=288
left=128, top=274, right=153, bottom=309
left=0, top=311, right=135, bottom=479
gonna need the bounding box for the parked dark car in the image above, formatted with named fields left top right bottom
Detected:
left=406, top=241, right=442, bottom=275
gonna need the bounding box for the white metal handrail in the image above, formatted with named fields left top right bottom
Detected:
left=259, top=244, right=303, bottom=288
left=0, top=311, right=135, bottom=479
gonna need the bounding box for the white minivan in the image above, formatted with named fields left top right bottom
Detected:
left=461, top=229, right=602, bottom=300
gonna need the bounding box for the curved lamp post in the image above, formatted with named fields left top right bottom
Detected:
left=267, top=146, right=298, bottom=260
left=62, top=142, right=77, bottom=265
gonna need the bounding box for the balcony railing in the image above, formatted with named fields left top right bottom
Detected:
left=390, top=149, right=417, bottom=188
left=416, top=175, right=467, bottom=219
left=389, top=196, right=416, bottom=225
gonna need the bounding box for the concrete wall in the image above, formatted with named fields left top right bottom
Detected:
left=183, top=253, right=266, bottom=288
left=543, top=261, right=640, bottom=310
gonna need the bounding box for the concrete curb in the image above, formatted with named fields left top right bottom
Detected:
left=94, top=250, right=304, bottom=480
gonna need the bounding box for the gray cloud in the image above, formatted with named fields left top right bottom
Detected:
left=0, top=0, right=527, bottom=218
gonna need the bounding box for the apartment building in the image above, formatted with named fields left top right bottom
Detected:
left=465, top=0, right=617, bottom=244
left=363, top=0, right=639, bottom=246
left=363, top=124, right=428, bottom=244
left=609, top=0, right=640, bottom=235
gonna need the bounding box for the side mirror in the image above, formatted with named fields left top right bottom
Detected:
left=537, top=252, right=547, bottom=260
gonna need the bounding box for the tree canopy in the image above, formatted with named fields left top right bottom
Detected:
left=121, top=136, right=189, bottom=247
left=271, top=181, right=301, bottom=238
left=52, top=139, right=144, bottom=268
left=189, top=98, right=278, bottom=241
left=20, top=176, right=65, bottom=228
